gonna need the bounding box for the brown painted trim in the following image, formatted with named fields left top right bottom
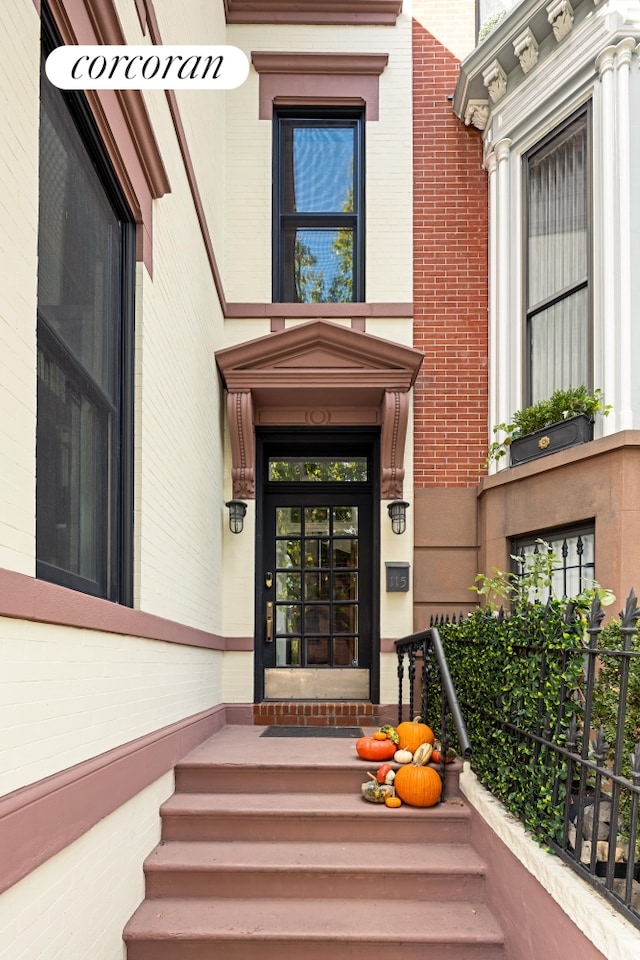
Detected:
left=224, top=637, right=255, bottom=652
left=381, top=636, right=399, bottom=653
left=45, top=0, right=170, bottom=274
left=252, top=52, right=388, bottom=121
left=226, top=302, right=414, bottom=318
left=0, top=703, right=235, bottom=894
left=133, top=0, right=147, bottom=34
left=251, top=52, right=389, bottom=75
left=0, top=567, right=257, bottom=650
left=225, top=1, right=403, bottom=25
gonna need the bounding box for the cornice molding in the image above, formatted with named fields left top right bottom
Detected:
left=252, top=51, right=389, bottom=119
left=251, top=51, right=389, bottom=75
left=225, top=1, right=403, bottom=25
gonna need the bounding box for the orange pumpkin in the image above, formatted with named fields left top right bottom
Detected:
left=394, top=763, right=442, bottom=807
left=355, top=736, right=396, bottom=762
left=396, top=717, right=435, bottom=754
left=385, top=795, right=402, bottom=808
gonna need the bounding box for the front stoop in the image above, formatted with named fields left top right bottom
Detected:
left=124, top=727, right=505, bottom=959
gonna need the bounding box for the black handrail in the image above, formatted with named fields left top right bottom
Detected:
left=395, top=626, right=472, bottom=799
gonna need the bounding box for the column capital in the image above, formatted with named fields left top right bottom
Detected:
left=595, top=44, right=617, bottom=77
left=494, top=138, right=512, bottom=164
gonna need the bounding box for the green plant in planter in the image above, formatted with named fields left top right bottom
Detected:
left=486, top=386, right=611, bottom=466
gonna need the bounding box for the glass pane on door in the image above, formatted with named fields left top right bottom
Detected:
left=274, top=505, right=359, bottom=667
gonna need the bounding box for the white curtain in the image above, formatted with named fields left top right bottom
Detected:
left=527, top=115, right=589, bottom=403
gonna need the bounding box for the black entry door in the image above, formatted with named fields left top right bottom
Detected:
left=255, top=431, right=379, bottom=703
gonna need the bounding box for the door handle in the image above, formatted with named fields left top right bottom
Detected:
left=265, top=601, right=274, bottom=642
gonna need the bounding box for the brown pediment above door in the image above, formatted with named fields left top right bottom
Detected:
left=215, top=319, right=423, bottom=499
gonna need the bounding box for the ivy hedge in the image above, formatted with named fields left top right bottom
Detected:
left=439, top=599, right=587, bottom=844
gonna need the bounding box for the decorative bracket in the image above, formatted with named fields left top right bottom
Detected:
left=546, top=0, right=574, bottom=43
left=482, top=59, right=507, bottom=103
left=514, top=27, right=539, bottom=74
left=380, top=390, right=409, bottom=500
left=464, top=99, right=490, bottom=130
left=227, top=390, right=255, bottom=498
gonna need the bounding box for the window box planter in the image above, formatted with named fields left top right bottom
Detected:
left=509, top=414, right=594, bottom=466
left=486, top=387, right=609, bottom=468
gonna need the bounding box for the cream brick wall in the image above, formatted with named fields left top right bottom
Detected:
left=413, top=0, right=477, bottom=61
left=223, top=650, right=254, bottom=703
left=224, top=16, right=413, bottom=304
left=0, top=619, right=222, bottom=796
left=0, top=3, right=39, bottom=577
left=126, top=31, right=228, bottom=632
left=147, top=0, right=229, bottom=279
left=0, top=772, right=172, bottom=960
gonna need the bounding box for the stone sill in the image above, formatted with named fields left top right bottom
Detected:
left=479, top=430, right=640, bottom=495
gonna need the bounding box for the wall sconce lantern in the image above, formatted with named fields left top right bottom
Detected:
left=225, top=499, right=247, bottom=534
left=387, top=500, right=409, bottom=535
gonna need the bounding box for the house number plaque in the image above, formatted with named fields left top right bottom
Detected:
left=385, top=562, right=410, bottom=592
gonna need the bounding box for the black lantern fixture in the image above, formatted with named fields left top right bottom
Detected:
left=225, top=499, right=247, bottom=534
left=387, top=500, right=409, bottom=535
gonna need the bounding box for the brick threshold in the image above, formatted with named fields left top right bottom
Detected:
left=254, top=701, right=379, bottom=727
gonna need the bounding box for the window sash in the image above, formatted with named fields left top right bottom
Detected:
left=274, top=112, right=364, bottom=303
left=525, top=109, right=591, bottom=404
left=37, top=7, right=134, bottom=604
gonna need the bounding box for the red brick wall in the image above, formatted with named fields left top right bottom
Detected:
left=412, top=12, right=489, bottom=488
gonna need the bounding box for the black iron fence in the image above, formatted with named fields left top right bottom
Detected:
left=421, top=591, right=640, bottom=931
left=395, top=627, right=472, bottom=801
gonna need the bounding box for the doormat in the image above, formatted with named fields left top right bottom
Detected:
left=260, top=725, right=364, bottom=738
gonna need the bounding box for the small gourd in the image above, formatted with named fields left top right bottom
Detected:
left=394, top=748, right=413, bottom=764
left=385, top=795, right=402, bottom=808
left=376, top=763, right=394, bottom=784
left=361, top=775, right=394, bottom=804
left=373, top=731, right=388, bottom=741
left=379, top=724, right=400, bottom=745
left=412, top=742, right=433, bottom=766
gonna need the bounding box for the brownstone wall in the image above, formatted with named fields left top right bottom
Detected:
left=411, top=4, right=488, bottom=621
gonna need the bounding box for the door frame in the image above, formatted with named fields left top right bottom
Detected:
left=254, top=426, right=380, bottom=705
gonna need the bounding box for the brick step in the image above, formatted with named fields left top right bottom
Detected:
left=175, top=756, right=462, bottom=796
left=160, top=791, right=471, bottom=844
left=124, top=896, right=505, bottom=960
left=144, top=839, right=487, bottom=901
